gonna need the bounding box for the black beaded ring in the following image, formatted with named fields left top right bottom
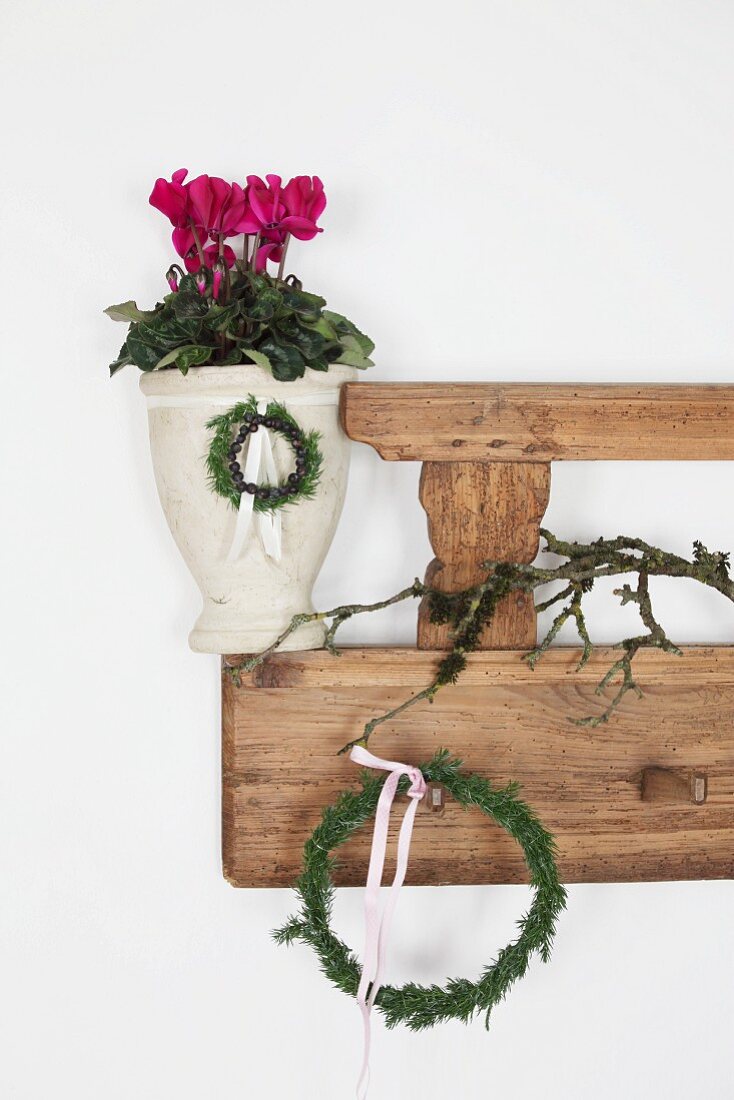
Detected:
left=206, top=398, right=323, bottom=514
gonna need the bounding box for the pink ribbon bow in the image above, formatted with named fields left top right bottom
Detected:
left=349, top=745, right=427, bottom=1099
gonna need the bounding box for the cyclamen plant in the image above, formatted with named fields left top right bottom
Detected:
left=106, top=171, right=374, bottom=381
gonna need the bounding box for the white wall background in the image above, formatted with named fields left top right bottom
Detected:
left=2, top=2, right=733, bottom=1097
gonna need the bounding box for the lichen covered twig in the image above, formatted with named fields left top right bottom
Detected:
left=228, top=581, right=426, bottom=684
left=226, top=535, right=733, bottom=752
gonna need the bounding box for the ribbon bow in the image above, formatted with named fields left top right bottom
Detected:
left=349, top=744, right=427, bottom=1099
left=226, top=398, right=282, bottom=563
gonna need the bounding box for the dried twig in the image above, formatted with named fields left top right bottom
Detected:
left=226, top=535, right=734, bottom=751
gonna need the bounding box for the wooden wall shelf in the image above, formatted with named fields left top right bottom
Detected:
left=222, top=383, right=734, bottom=888
left=223, top=647, right=734, bottom=887
left=340, top=382, right=734, bottom=462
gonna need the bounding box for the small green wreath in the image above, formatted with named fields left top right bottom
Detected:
left=274, top=751, right=567, bottom=1031
left=205, top=397, right=323, bottom=513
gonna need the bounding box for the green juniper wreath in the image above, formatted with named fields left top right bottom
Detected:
left=275, top=751, right=567, bottom=1031
left=205, top=397, right=322, bottom=513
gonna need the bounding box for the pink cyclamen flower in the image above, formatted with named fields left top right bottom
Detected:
left=149, top=168, right=190, bottom=227
left=187, top=175, right=250, bottom=239
left=283, top=175, right=326, bottom=226
left=172, top=227, right=235, bottom=273
left=201, top=243, right=236, bottom=273
left=244, top=174, right=323, bottom=240
left=254, top=239, right=284, bottom=272
left=171, top=226, right=197, bottom=265
left=166, top=265, right=181, bottom=293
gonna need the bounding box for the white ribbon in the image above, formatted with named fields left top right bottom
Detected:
left=145, top=390, right=340, bottom=563
left=226, top=398, right=281, bottom=562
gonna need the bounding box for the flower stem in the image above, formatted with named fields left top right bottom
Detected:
left=189, top=221, right=206, bottom=269
left=250, top=232, right=261, bottom=272
left=277, top=234, right=291, bottom=282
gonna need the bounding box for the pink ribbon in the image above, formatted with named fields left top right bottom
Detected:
left=349, top=745, right=427, bottom=1099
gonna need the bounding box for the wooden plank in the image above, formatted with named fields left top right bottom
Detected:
left=227, top=646, right=734, bottom=688
left=340, top=383, right=734, bottom=462
left=222, top=646, right=734, bottom=887
left=417, top=461, right=550, bottom=648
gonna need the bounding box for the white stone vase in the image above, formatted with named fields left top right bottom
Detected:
left=139, top=364, right=357, bottom=654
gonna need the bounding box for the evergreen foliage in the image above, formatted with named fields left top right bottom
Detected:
left=205, top=397, right=322, bottom=513
left=274, top=751, right=568, bottom=1030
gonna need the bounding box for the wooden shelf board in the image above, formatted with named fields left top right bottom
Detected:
left=222, top=646, right=734, bottom=888
left=230, top=645, right=734, bottom=687
left=340, top=383, right=734, bottom=462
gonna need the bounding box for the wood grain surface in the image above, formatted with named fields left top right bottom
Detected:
left=340, top=383, right=734, bottom=462
left=417, top=461, right=550, bottom=648
left=222, top=646, right=734, bottom=888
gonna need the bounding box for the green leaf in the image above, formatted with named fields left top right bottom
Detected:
left=244, top=287, right=282, bottom=322
left=178, top=273, right=203, bottom=295
left=171, top=291, right=209, bottom=320
left=153, top=348, right=184, bottom=370
left=275, top=320, right=332, bottom=361
left=126, top=326, right=167, bottom=371
left=125, top=314, right=208, bottom=370
left=281, top=288, right=326, bottom=316
left=238, top=321, right=266, bottom=346
left=154, top=345, right=214, bottom=371
left=104, top=300, right=160, bottom=323
left=238, top=346, right=272, bottom=371
left=306, top=356, right=330, bottom=372
left=323, top=310, right=375, bottom=356
left=248, top=273, right=270, bottom=295
left=336, top=332, right=376, bottom=358
left=258, top=338, right=306, bottom=381
left=322, top=309, right=348, bottom=330
left=308, top=315, right=339, bottom=341
left=339, top=334, right=366, bottom=356
left=217, top=347, right=243, bottom=366
left=334, top=348, right=375, bottom=369
left=324, top=343, right=344, bottom=363
left=109, top=341, right=132, bottom=377
left=206, top=300, right=241, bottom=333
left=141, top=316, right=204, bottom=344
left=177, top=345, right=215, bottom=371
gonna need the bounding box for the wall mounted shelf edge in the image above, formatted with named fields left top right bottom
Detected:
left=340, top=382, right=734, bottom=462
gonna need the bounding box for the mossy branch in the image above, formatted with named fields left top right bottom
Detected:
left=226, top=535, right=734, bottom=751
left=227, top=581, right=426, bottom=684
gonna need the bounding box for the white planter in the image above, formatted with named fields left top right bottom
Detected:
left=139, top=364, right=357, bottom=654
